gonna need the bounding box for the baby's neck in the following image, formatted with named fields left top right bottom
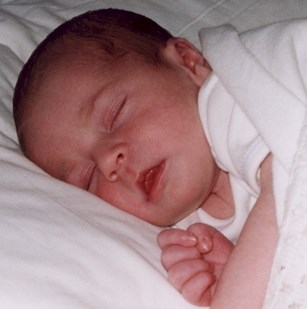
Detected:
left=201, top=170, right=234, bottom=219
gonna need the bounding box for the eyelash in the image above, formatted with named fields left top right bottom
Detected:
left=106, top=99, right=126, bottom=132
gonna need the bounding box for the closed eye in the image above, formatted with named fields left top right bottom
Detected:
left=105, top=98, right=126, bottom=132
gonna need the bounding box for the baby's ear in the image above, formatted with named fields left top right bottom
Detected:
left=163, top=38, right=211, bottom=86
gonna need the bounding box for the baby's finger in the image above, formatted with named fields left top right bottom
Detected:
left=161, top=245, right=202, bottom=270
left=187, top=223, right=216, bottom=253
left=181, top=271, right=215, bottom=306
left=188, top=223, right=234, bottom=264
left=157, top=228, right=197, bottom=249
left=168, top=259, right=212, bottom=291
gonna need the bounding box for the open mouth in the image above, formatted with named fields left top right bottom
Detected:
left=138, top=161, right=165, bottom=201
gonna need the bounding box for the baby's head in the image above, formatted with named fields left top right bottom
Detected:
left=13, top=9, right=217, bottom=226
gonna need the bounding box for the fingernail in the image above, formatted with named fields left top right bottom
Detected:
left=199, top=236, right=212, bottom=253
left=185, top=232, right=197, bottom=243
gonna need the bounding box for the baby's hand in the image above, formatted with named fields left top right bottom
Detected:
left=157, top=223, right=234, bottom=306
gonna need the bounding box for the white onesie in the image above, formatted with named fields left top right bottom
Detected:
left=177, top=72, right=269, bottom=243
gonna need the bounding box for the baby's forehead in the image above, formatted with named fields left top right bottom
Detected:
left=35, top=48, right=110, bottom=93
left=48, top=41, right=104, bottom=69
left=29, top=36, right=160, bottom=116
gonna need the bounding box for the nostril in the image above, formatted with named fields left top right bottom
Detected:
left=107, top=154, right=124, bottom=182
left=109, top=171, right=119, bottom=182
left=117, top=153, right=124, bottom=164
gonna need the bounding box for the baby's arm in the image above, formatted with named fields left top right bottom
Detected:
left=157, top=223, right=233, bottom=306
left=211, top=154, right=278, bottom=308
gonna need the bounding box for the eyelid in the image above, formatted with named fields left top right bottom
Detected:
left=104, top=98, right=126, bottom=132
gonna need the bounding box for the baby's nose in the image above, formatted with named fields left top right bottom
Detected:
left=96, top=143, right=128, bottom=182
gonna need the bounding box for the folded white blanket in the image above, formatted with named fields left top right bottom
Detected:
left=200, top=19, right=307, bottom=307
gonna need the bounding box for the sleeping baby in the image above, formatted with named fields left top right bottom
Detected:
left=13, top=8, right=306, bottom=308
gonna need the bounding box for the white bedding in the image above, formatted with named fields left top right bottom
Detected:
left=1, top=1, right=307, bottom=308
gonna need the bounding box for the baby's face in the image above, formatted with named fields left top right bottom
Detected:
left=23, top=52, right=218, bottom=226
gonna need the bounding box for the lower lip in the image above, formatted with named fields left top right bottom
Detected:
left=148, top=161, right=165, bottom=203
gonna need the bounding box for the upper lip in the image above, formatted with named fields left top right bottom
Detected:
left=137, top=161, right=165, bottom=200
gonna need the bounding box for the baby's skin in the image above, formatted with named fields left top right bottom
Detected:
left=157, top=223, right=233, bottom=306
